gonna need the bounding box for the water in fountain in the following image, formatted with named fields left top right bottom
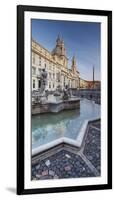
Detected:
left=32, top=99, right=100, bottom=149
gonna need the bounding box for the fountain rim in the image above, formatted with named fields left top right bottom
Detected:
left=32, top=117, right=100, bottom=157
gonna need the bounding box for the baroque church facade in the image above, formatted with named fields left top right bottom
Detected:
left=32, top=35, right=80, bottom=92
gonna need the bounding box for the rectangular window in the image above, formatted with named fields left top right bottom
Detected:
left=33, top=80, right=35, bottom=89
left=32, top=67, right=36, bottom=75
left=38, top=80, right=41, bottom=89
left=57, top=72, right=60, bottom=82
left=49, top=73, right=51, bottom=79
left=49, top=83, right=51, bottom=88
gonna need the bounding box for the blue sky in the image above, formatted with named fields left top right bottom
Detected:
left=32, top=19, right=100, bottom=81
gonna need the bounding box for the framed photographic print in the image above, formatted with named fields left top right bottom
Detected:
left=17, top=5, right=112, bottom=195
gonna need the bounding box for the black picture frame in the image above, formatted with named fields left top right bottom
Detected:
left=17, top=5, right=112, bottom=195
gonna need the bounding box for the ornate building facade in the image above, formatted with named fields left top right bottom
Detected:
left=32, top=35, right=80, bottom=91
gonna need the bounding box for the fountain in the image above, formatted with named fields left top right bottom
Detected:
left=31, top=69, right=101, bottom=156
left=32, top=68, right=80, bottom=115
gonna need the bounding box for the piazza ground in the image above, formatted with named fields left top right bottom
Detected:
left=32, top=120, right=101, bottom=180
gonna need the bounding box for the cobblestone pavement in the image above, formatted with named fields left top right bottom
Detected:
left=83, top=122, right=101, bottom=173
left=32, top=120, right=101, bottom=180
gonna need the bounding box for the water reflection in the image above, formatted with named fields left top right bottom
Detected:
left=32, top=99, right=100, bottom=148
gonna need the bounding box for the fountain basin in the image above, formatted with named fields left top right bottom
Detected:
left=32, top=99, right=100, bottom=156
left=32, top=118, right=100, bottom=157
left=32, top=98, right=80, bottom=115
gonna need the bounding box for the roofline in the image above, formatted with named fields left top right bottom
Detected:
left=32, top=38, right=51, bottom=54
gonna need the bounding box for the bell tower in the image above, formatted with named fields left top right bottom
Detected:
left=71, top=56, right=77, bottom=73
left=52, top=35, right=68, bottom=67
